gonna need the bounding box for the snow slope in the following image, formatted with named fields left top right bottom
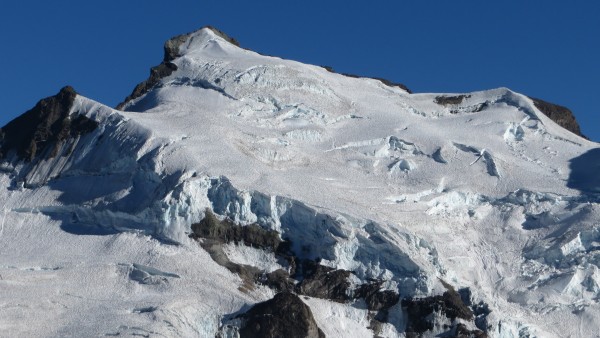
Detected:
left=1, top=27, right=599, bottom=337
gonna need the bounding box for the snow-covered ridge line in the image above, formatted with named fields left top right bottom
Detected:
left=115, top=26, right=586, bottom=140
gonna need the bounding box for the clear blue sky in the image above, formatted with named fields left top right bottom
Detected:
left=1, top=1, right=598, bottom=140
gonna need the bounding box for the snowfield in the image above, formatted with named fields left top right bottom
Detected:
left=1, top=27, right=599, bottom=337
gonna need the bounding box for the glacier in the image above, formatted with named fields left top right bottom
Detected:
left=0, top=26, right=599, bottom=337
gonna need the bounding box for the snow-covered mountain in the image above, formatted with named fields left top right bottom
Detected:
left=1, top=26, right=599, bottom=337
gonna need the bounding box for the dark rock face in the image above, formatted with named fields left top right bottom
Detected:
left=354, top=280, right=401, bottom=335
left=296, top=260, right=351, bottom=302
left=116, top=30, right=185, bottom=110
left=198, top=238, right=262, bottom=292
left=0, top=86, right=98, bottom=161
left=191, top=209, right=355, bottom=299
left=116, top=61, right=178, bottom=110
left=190, top=209, right=283, bottom=251
left=530, top=97, right=585, bottom=138
left=239, top=292, right=325, bottom=338
left=454, top=324, right=488, bottom=338
left=322, top=65, right=412, bottom=93
left=262, top=268, right=295, bottom=292
left=434, top=94, right=491, bottom=115
left=459, top=287, right=491, bottom=332
left=371, top=76, right=412, bottom=93
left=190, top=209, right=291, bottom=292
left=355, top=280, right=400, bottom=312
left=435, top=95, right=471, bottom=106
left=163, top=34, right=190, bottom=63
left=117, top=26, right=240, bottom=110
left=401, top=282, right=489, bottom=337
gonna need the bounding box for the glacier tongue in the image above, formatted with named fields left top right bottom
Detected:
left=1, top=26, right=599, bottom=338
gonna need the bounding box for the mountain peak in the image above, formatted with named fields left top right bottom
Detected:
left=58, top=85, right=77, bottom=97
left=202, top=26, right=241, bottom=47
left=2, top=26, right=599, bottom=338
left=117, top=26, right=240, bottom=110
left=163, top=26, right=240, bottom=62
left=0, top=85, right=97, bottom=162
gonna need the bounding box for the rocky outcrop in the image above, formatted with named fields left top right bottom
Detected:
left=353, top=279, right=401, bottom=335
left=191, top=209, right=355, bottom=299
left=402, top=281, right=488, bottom=337
left=0, top=86, right=97, bottom=161
left=296, top=260, right=351, bottom=302
left=435, top=95, right=471, bottom=106
left=454, top=324, right=488, bottom=338
left=355, top=280, right=400, bottom=312
left=434, top=94, right=490, bottom=115
left=322, top=65, right=412, bottom=93
left=116, top=32, right=184, bottom=110
left=262, top=268, right=296, bottom=292
left=190, top=209, right=291, bottom=292
left=239, top=292, right=325, bottom=338
left=191, top=209, right=490, bottom=337
left=530, top=97, right=585, bottom=138
left=116, top=61, right=178, bottom=110
left=190, top=208, right=283, bottom=251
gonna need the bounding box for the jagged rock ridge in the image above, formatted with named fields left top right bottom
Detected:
left=0, top=86, right=97, bottom=161
left=321, top=65, right=412, bottom=93
left=530, top=97, right=585, bottom=137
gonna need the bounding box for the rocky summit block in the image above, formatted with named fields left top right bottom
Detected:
left=0, top=86, right=97, bottom=161
left=530, top=97, right=585, bottom=138
left=239, top=292, right=325, bottom=338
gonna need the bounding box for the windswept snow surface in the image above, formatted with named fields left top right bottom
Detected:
left=1, top=27, right=599, bottom=337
